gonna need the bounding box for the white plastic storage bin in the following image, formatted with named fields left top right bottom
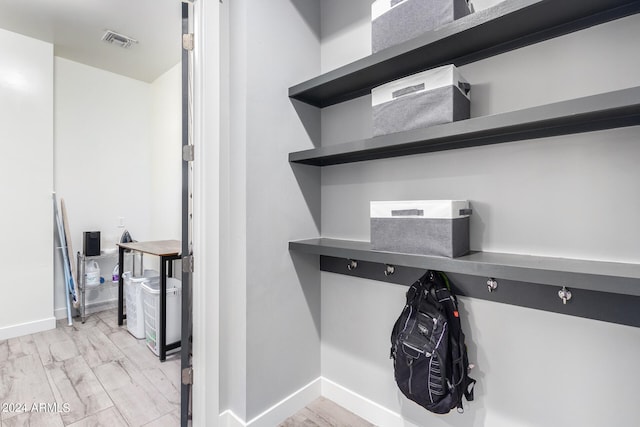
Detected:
left=370, top=200, right=472, bottom=257
left=141, top=277, right=182, bottom=356
left=372, top=0, right=472, bottom=53
left=124, top=271, right=159, bottom=339
left=372, top=64, right=470, bottom=137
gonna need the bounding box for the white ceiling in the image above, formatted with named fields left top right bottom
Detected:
left=0, top=0, right=182, bottom=83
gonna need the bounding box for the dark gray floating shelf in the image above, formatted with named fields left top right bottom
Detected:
left=289, top=238, right=640, bottom=298
left=289, top=87, right=640, bottom=166
left=289, top=0, right=640, bottom=108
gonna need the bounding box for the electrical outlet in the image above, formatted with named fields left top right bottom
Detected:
left=118, top=217, right=125, bottom=228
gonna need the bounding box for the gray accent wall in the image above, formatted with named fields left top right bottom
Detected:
left=223, top=0, right=322, bottom=421
left=320, top=2, right=640, bottom=426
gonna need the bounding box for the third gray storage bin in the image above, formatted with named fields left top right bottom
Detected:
left=370, top=200, right=471, bottom=257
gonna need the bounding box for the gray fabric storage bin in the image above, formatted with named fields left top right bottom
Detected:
left=370, top=200, right=471, bottom=257
left=372, top=0, right=472, bottom=53
left=372, top=64, right=470, bottom=137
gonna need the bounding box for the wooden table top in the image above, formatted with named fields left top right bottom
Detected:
left=117, top=240, right=181, bottom=257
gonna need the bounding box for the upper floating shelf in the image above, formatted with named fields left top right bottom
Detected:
left=289, top=87, right=640, bottom=166
left=289, top=0, right=640, bottom=108
left=289, top=238, right=640, bottom=297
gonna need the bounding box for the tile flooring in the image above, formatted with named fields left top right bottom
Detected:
left=1, top=310, right=375, bottom=427
left=0, top=309, right=181, bottom=427
left=279, top=397, right=375, bottom=427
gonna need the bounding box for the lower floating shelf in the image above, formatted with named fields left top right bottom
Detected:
left=289, top=238, right=640, bottom=327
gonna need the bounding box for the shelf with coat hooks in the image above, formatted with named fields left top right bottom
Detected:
left=289, top=238, right=640, bottom=327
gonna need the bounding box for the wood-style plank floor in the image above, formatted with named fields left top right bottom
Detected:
left=279, top=396, right=376, bottom=427
left=0, top=308, right=181, bottom=426
left=1, top=309, right=374, bottom=426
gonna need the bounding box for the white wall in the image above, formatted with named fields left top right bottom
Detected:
left=150, top=62, right=182, bottom=242
left=319, top=3, right=640, bottom=427
left=0, top=25, right=180, bottom=328
left=53, top=57, right=155, bottom=317
left=0, top=28, right=55, bottom=339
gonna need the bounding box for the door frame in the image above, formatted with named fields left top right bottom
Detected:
left=190, top=0, right=221, bottom=425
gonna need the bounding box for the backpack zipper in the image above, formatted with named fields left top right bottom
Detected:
left=403, top=341, right=431, bottom=357
left=403, top=342, right=424, bottom=354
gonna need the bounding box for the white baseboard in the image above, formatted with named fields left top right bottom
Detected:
left=217, top=377, right=421, bottom=427
left=321, top=377, right=419, bottom=427
left=219, top=410, right=245, bottom=427
left=54, top=306, right=72, bottom=321
left=0, top=316, right=56, bottom=340
left=218, top=377, right=321, bottom=427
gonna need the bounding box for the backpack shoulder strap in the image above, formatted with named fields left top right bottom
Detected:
left=405, top=271, right=433, bottom=305
left=434, top=272, right=477, bottom=410
left=390, top=271, right=431, bottom=354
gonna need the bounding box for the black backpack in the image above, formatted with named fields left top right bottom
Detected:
left=390, top=271, right=476, bottom=414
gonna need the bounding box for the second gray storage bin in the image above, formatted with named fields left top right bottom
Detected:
left=372, top=64, right=470, bottom=137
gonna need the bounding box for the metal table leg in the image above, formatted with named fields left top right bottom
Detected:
left=118, top=246, right=125, bottom=326
left=160, top=256, right=167, bottom=361
left=77, top=252, right=86, bottom=323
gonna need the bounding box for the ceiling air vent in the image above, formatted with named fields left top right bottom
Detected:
left=101, top=30, right=138, bottom=49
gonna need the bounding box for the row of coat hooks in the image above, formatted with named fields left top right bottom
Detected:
left=345, top=258, right=574, bottom=305
left=347, top=259, right=395, bottom=276
left=315, top=254, right=640, bottom=327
